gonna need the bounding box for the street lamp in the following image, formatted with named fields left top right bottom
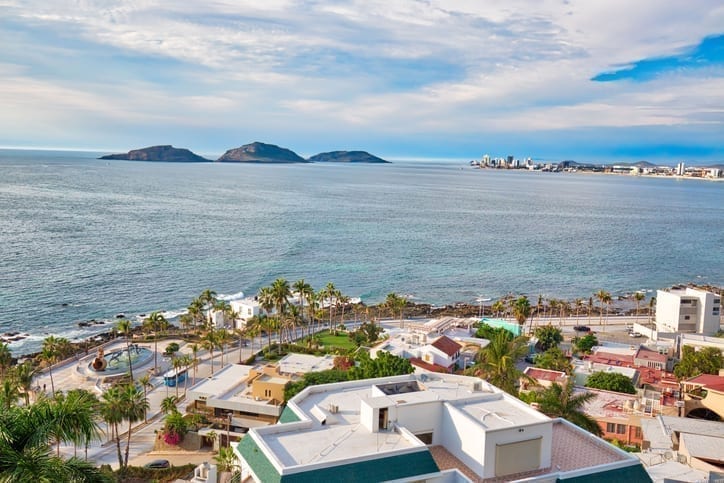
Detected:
left=225, top=412, right=232, bottom=447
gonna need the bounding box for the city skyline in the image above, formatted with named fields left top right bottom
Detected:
left=1, top=1, right=723, bottom=162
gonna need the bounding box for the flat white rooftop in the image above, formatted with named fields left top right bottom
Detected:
left=187, top=364, right=253, bottom=397
left=454, top=397, right=548, bottom=430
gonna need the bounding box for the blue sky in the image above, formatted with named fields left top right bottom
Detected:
left=1, top=1, right=723, bottom=163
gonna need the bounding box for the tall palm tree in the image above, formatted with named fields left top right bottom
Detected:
left=512, top=296, right=531, bottom=333
left=535, top=379, right=602, bottom=436
left=588, top=296, right=594, bottom=325
left=468, top=331, right=528, bottom=395
left=144, top=311, right=168, bottom=374
left=172, top=357, right=183, bottom=398
left=13, top=361, right=38, bottom=405
left=574, top=298, right=584, bottom=323
left=634, top=292, right=645, bottom=323
left=0, top=398, right=112, bottom=482
left=116, top=319, right=135, bottom=382
left=558, top=300, right=570, bottom=327
left=324, top=282, right=337, bottom=331
left=293, top=279, right=313, bottom=327
left=161, top=395, right=178, bottom=415
left=202, top=329, right=219, bottom=375
left=54, top=389, right=102, bottom=459
left=100, top=386, right=125, bottom=468
left=187, top=298, right=205, bottom=334
left=217, top=329, right=231, bottom=367
left=120, top=384, right=149, bottom=470
left=0, top=342, right=12, bottom=380
left=190, top=343, right=200, bottom=384
left=41, top=335, right=69, bottom=397
left=234, top=328, right=247, bottom=364
left=594, top=290, right=610, bottom=328
left=180, top=354, right=193, bottom=396
left=138, top=374, right=152, bottom=423
left=491, top=300, right=505, bottom=318
left=0, top=379, right=20, bottom=409
left=271, top=278, right=291, bottom=324
left=200, top=289, right=218, bottom=329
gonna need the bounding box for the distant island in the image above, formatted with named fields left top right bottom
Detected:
left=217, top=142, right=308, bottom=163
left=98, top=145, right=209, bottom=162
left=307, top=151, right=389, bottom=163
left=99, top=142, right=391, bottom=165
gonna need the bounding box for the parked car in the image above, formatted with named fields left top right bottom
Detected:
left=573, top=325, right=591, bottom=332
left=629, top=332, right=643, bottom=338
left=525, top=353, right=538, bottom=364
left=144, top=459, right=170, bottom=469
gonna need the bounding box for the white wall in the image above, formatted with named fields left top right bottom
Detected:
left=483, top=423, right=552, bottom=479
left=440, top=403, right=486, bottom=476
left=396, top=401, right=444, bottom=444
left=656, top=290, right=683, bottom=332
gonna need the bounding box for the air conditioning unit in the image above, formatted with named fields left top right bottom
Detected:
left=473, top=381, right=482, bottom=392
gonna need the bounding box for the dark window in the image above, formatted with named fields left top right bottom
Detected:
left=684, top=315, right=690, bottom=320
left=617, top=424, right=626, bottom=435
left=606, top=423, right=616, bottom=433
left=635, top=427, right=642, bottom=438
left=415, top=432, right=433, bottom=444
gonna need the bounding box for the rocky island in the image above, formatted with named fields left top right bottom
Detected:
left=99, top=145, right=209, bottom=162
left=307, top=151, right=389, bottom=163
left=217, top=142, right=307, bottom=163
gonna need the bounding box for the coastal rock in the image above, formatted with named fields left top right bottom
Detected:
left=216, top=142, right=307, bottom=163
left=307, top=151, right=389, bottom=163
left=99, top=145, right=209, bottom=162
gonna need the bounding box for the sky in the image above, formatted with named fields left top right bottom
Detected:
left=1, top=1, right=723, bottom=163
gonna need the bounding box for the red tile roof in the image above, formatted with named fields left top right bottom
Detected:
left=585, top=351, right=633, bottom=367
left=524, top=367, right=566, bottom=382
left=431, top=335, right=462, bottom=357
left=687, top=374, right=724, bottom=387
left=410, top=357, right=451, bottom=373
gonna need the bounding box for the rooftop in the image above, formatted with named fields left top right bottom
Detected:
left=679, top=432, right=724, bottom=464
left=577, top=387, right=644, bottom=419
left=634, top=347, right=667, bottom=364
left=686, top=373, right=724, bottom=388
left=187, top=363, right=253, bottom=398
left=523, top=367, right=566, bottom=382
left=431, top=336, right=463, bottom=357
left=277, top=353, right=335, bottom=375
left=454, top=397, right=548, bottom=430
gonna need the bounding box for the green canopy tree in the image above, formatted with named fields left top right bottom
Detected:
left=674, top=346, right=724, bottom=379
left=534, top=325, right=563, bottom=352
left=467, top=331, right=529, bottom=395
left=512, top=296, right=531, bottom=330
left=585, top=371, right=636, bottom=394
left=573, top=333, right=599, bottom=355
left=535, top=347, right=572, bottom=373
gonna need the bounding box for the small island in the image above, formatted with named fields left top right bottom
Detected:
left=99, top=145, right=209, bottom=162
left=307, top=151, right=389, bottom=163
left=217, top=142, right=308, bottom=163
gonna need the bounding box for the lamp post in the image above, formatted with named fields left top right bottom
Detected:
left=226, top=412, right=232, bottom=447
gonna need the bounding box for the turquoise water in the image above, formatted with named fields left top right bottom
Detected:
left=1, top=149, right=722, bottom=353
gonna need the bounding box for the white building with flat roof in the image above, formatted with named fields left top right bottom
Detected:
left=655, top=288, right=721, bottom=335
left=233, top=373, right=650, bottom=482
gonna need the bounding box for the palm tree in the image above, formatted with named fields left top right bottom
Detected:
left=214, top=446, right=239, bottom=483
left=100, top=386, right=125, bottom=469
left=512, top=296, right=531, bottom=333
left=199, top=289, right=218, bottom=329
left=138, top=374, right=152, bottom=423
left=217, top=329, right=232, bottom=367
left=634, top=292, right=645, bottom=323
left=574, top=298, right=584, bottom=324
left=202, top=329, right=219, bottom=375
left=324, top=282, right=337, bottom=331
left=535, top=379, right=602, bottom=436
left=190, top=343, right=200, bottom=385
left=13, top=361, right=38, bottom=405
left=0, top=342, right=12, bottom=380
left=120, top=384, right=149, bottom=470
left=187, top=298, right=205, bottom=334
left=271, top=278, right=291, bottom=324
left=588, top=296, right=594, bottom=325
left=54, top=389, right=102, bottom=459
left=0, top=378, right=20, bottom=409
left=116, top=319, right=135, bottom=382
left=648, top=296, right=656, bottom=324
left=467, top=331, right=529, bottom=395
left=0, top=398, right=112, bottom=482
left=161, top=396, right=179, bottom=415
left=491, top=300, right=505, bottom=318
left=41, top=335, right=69, bottom=397
left=558, top=300, right=569, bottom=327
left=144, top=311, right=168, bottom=374
left=180, top=354, right=193, bottom=396
left=172, top=357, right=184, bottom=398
left=594, top=290, right=610, bottom=328
left=293, top=279, right=313, bottom=327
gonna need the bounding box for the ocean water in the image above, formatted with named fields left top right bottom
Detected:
left=1, top=150, right=722, bottom=354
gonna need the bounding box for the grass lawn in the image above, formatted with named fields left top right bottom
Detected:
left=315, top=330, right=356, bottom=350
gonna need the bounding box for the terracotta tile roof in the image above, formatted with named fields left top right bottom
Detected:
left=410, top=357, right=451, bottom=373
left=687, top=374, right=724, bottom=387
left=585, top=352, right=633, bottom=367
left=431, top=335, right=462, bottom=357
left=524, top=367, right=566, bottom=382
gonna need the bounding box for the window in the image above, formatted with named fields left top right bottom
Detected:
left=617, top=424, right=626, bottom=435
left=684, top=315, right=690, bottom=320
left=714, top=299, right=720, bottom=304
left=606, top=423, right=616, bottom=433
left=264, top=389, right=271, bottom=398
left=634, top=427, right=642, bottom=439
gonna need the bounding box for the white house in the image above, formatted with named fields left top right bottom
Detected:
left=419, top=335, right=462, bottom=370
left=232, top=373, right=650, bottom=482
left=656, top=288, right=721, bottom=335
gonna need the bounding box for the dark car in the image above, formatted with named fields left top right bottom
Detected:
left=144, top=459, right=170, bottom=469
left=525, top=353, right=538, bottom=364
left=573, top=325, right=591, bottom=332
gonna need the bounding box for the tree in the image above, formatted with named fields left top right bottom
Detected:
left=467, top=331, right=529, bottom=395
left=534, top=325, right=563, bottom=352
left=144, top=311, right=168, bottom=373
left=52, top=389, right=102, bottom=459
left=138, top=374, right=152, bottom=423
left=634, top=292, right=645, bottom=323
left=0, top=399, right=112, bottom=482
left=214, top=446, right=239, bottom=483
left=187, top=298, right=205, bottom=333
left=189, top=343, right=200, bottom=384
left=585, top=371, right=636, bottom=394
left=573, top=333, right=599, bottom=355
left=99, top=386, right=125, bottom=470
left=512, top=296, right=531, bottom=330
left=648, top=297, right=656, bottom=324
left=0, top=379, right=20, bottom=410
left=199, top=289, right=218, bottom=329
left=474, top=323, right=513, bottom=342
left=293, top=279, right=313, bottom=332
left=0, top=342, right=12, bottom=379
left=257, top=287, right=276, bottom=346
left=595, top=290, right=611, bottom=331
left=13, top=361, right=38, bottom=405
left=41, top=335, right=69, bottom=397
left=349, top=351, right=415, bottom=380
left=115, top=319, right=135, bottom=382
left=202, top=329, right=219, bottom=375
left=385, top=293, right=407, bottom=328
left=535, top=380, right=602, bottom=436
left=491, top=300, right=505, bottom=318
left=674, top=346, right=724, bottom=379
left=535, top=347, right=572, bottom=373
left=217, top=329, right=231, bottom=366
left=120, top=384, right=148, bottom=470
left=161, top=395, right=179, bottom=415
